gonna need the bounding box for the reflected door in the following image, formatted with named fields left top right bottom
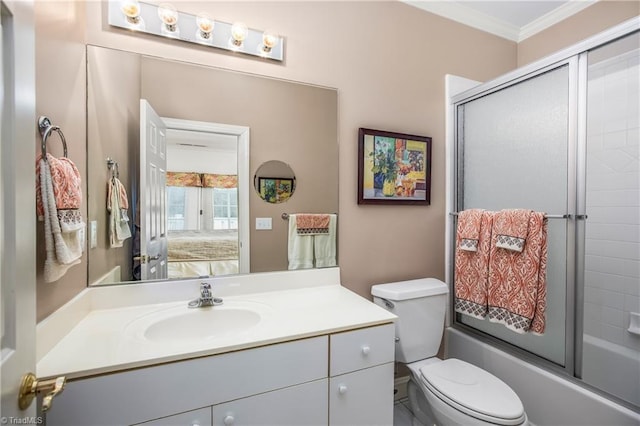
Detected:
left=140, top=99, right=168, bottom=280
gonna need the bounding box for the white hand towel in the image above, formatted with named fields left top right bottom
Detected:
left=314, top=214, right=337, bottom=268
left=287, top=214, right=314, bottom=270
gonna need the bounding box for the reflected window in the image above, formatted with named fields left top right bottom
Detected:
left=212, top=188, right=238, bottom=230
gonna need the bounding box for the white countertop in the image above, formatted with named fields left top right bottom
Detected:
left=37, top=268, right=396, bottom=380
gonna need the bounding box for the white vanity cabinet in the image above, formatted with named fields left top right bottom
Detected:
left=329, top=324, right=395, bottom=425
left=134, top=407, right=211, bottom=426
left=44, top=324, right=394, bottom=426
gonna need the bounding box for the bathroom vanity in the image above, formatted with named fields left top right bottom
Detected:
left=37, top=268, right=396, bottom=425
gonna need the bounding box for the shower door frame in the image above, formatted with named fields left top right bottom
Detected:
left=446, top=16, right=639, bottom=407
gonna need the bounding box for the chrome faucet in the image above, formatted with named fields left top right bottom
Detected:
left=188, top=282, right=223, bottom=308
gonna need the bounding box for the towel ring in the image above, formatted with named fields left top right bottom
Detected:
left=39, top=116, right=68, bottom=158
left=106, top=158, right=120, bottom=179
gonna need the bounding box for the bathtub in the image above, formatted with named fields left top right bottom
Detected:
left=582, top=333, right=639, bottom=408
left=446, top=328, right=640, bottom=426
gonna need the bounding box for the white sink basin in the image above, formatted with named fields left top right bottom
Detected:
left=124, top=300, right=271, bottom=343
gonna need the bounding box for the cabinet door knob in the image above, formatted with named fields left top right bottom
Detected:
left=338, top=384, right=348, bottom=394
left=223, top=415, right=235, bottom=425
left=361, top=345, right=371, bottom=355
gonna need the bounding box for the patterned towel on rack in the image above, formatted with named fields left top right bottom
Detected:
left=493, top=209, right=531, bottom=252
left=35, top=153, right=83, bottom=229
left=39, top=156, right=84, bottom=282
left=454, top=209, right=494, bottom=319
left=487, top=211, right=548, bottom=334
left=296, top=214, right=331, bottom=235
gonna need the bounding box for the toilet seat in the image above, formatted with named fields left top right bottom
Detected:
left=419, top=359, right=526, bottom=426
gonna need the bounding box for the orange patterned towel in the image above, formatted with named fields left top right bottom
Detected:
left=493, top=209, right=531, bottom=252
left=35, top=153, right=82, bottom=218
left=487, top=210, right=547, bottom=334
left=296, top=214, right=330, bottom=235
left=454, top=209, right=494, bottom=319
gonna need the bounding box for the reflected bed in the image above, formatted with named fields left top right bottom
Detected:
left=167, top=229, right=239, bottom=278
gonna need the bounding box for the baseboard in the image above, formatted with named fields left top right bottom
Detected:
left=394, top=375, right=410, bottom=401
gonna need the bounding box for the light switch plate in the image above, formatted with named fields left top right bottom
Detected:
left=90, top=220, right=98, bottom=248
left=256, top=217, right=272, bottom=230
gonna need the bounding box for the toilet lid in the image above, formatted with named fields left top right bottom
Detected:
left=420, top=359, right=526, bottom=426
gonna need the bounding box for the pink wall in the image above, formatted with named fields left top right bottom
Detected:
left=36, top=1, right=519, bottom=320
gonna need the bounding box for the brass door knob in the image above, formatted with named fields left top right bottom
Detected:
left=18, top=373, right=66, bottom=412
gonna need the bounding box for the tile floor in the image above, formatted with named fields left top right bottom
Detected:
left=394, top=398, right=425, bottom=426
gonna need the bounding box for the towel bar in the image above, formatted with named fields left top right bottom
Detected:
left=282, top=212, right=338, bottom=220
left=448, top=212, right=584, bottom=220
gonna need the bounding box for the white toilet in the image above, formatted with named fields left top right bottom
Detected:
left=372, top=278, right=528, bottom=426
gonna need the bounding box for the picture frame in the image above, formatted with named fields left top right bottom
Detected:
left=259, top=177, right=294, bottom=203
left=357, top=128, right=431, bottom=205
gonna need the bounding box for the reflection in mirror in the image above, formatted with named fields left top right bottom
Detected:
left=86, top=45, right=339, bottom=287
left=162, top=118, right=250, bottom=281
left=254, top=160, right=296, bottom=203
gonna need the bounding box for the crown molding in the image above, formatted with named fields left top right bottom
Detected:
left=402, top=0, right=599, bottom=43
left=403, top=0, right=521, bottom=41
left=518, top=0, right=598, bottom=42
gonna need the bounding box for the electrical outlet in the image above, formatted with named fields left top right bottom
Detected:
left=255, top=217, right=272, bottom=230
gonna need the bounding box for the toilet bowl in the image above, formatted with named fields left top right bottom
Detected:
left=371, top=278, right=528, bottom=426
left=407, top=358, right=527, bottom=426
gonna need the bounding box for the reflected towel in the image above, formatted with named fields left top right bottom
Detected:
left=314, top=214, right=337, bottom=268
left=288, top=214, right=314, bottom=270
left=107, top=177, right=132, bottom=248
left=487, top=211, right=547, bottom=334
left=454, top=210, right=494, bottom=319
left=296, top=214, right=330, bottom=235
left=493, top=209, right=531, bottom=252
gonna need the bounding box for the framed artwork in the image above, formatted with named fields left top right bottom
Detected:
left=357, top=127, right=431, bottom=205
left=259, top=177, right=294, bottom=203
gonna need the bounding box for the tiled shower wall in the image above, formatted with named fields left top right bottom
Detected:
left=584, top=47, right=640, bottom=353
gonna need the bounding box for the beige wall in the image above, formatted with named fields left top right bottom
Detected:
left=86, top=46, right=141, bottom=285
left=517, top=0, right=639, bottom=66
left=37, top=1, right=634, bottom=321
left=35, top=1, right=87, bottom=320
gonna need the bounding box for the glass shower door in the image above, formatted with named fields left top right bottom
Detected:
left=455, top=64, right=571, bottom=366
left=582, top=32, right=640, bottom=407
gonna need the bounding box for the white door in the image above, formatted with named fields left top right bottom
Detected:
left=1, top=0, right=37, bottom=420
left=140, top=100, right=168, bottom=280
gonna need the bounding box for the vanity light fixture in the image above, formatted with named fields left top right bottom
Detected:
left=108, top=0, right=285, bottom=62
left=120, top=0, right=141, bottom=24
left=196, top=12, right=214, bottom=40
left=230, top=22, right=249, bottom=49
left=158, top=3, right=179, bottom=34
left=260, top=30, right=279, bottom=55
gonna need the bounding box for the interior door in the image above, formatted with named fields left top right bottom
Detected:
left=140, top=99, right=168, bottom=280
left=1, top=0, right=37, bottom=419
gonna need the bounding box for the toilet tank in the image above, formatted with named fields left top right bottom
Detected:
left=371, top=278, right=449, bottom=363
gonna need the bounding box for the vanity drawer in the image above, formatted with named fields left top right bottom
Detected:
left=47, top=336, right=328, bottom=426
left=330, top=323, right=394, bottom=376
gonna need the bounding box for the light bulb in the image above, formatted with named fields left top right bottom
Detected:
left=158, top=3, right=178, bottom=32
left=196, top=12, right=214, bottom=39
left=261, top=30, right=279, bottom=53
left=120, top=0, right=141, bottom=24
left=230, top=22, right=248, bottom=47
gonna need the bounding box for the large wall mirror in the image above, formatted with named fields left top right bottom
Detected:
left=87, top=45, right=338, bottom=287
